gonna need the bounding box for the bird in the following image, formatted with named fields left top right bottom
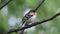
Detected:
left=20, top=9, right=36, bottom=34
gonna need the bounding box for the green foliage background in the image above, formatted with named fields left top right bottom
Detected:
left=0, top=0, right=60, bottom=34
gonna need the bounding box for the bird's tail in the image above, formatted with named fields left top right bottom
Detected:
left=20, top=21, right=29, bottom=34
left=20, top=30, right=24, bottom=34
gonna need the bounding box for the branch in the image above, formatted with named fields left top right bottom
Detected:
left=5, top=13, right=60, bottom=34
left=0, top=0, right=12, bottom=10
left=34, top=0, right=45, bottom=11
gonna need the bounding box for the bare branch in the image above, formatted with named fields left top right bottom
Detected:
left=0, top=0, right=12, bottom=10
left=5, top=13, right=60, bottom=34
left=34, top=0, right=45, bottom=11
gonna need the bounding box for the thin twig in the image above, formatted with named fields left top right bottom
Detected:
left=34, top=0, right=45, bottom=11
left=5, top=13, right=60, bottom=34
left=0, top=0, right=12, bottom=10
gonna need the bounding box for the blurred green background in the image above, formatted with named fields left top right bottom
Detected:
left=0, top=0, right=60, bottom=34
